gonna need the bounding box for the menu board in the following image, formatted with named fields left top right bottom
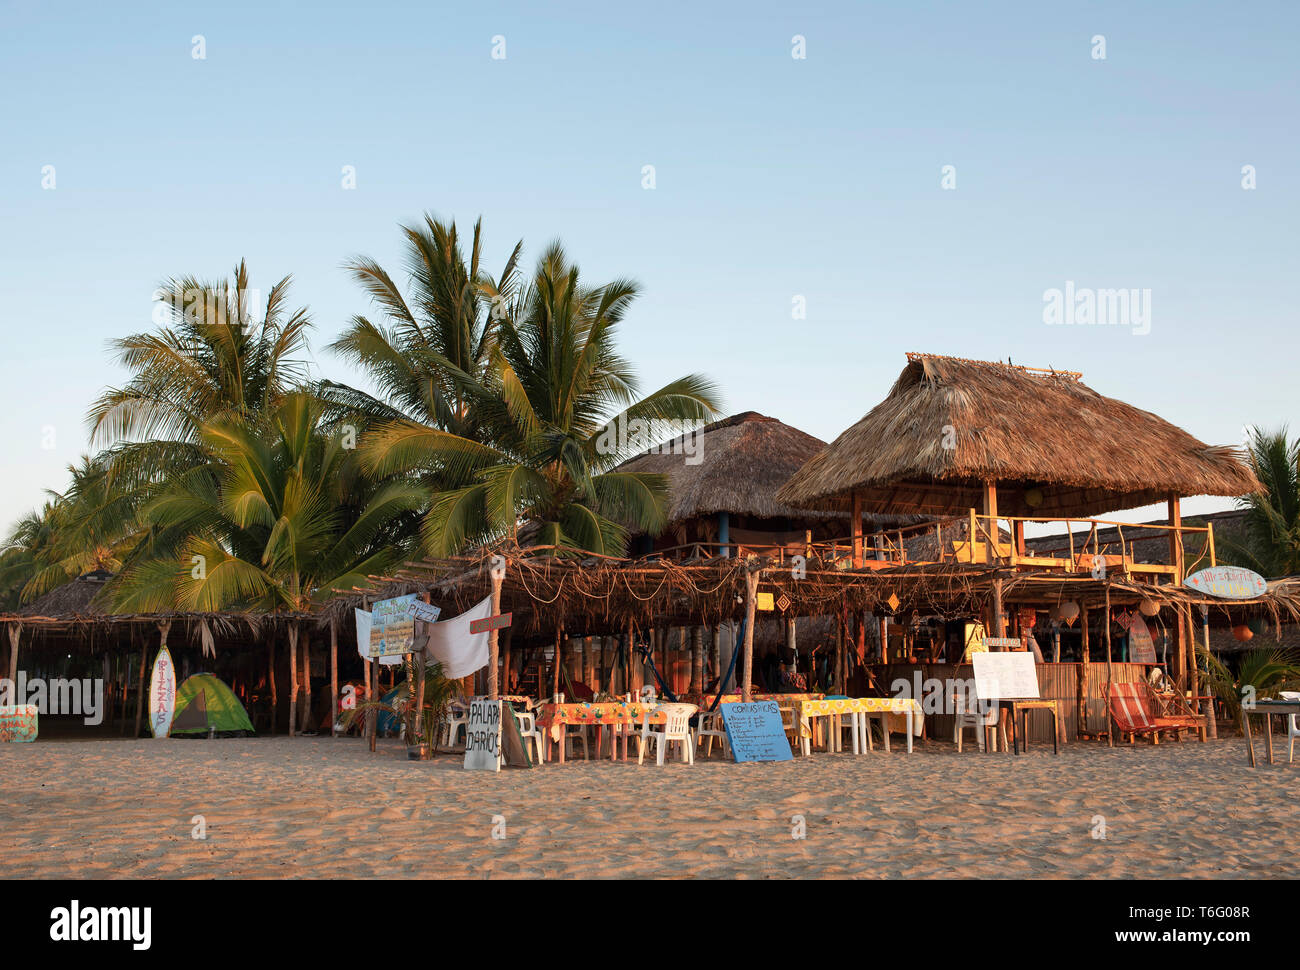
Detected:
left=369, top=594, right=418, bottom=657
left=720, top=701, right=794, bottom=763
left=972, top=652, right=1040, bottom=701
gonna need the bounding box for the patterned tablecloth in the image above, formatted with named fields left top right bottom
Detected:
left=537, top=701, right=674, bottom=742
left=794, top=696, right=923, bottom=740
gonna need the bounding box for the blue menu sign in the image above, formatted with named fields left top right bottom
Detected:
left=720, top=701, right=794, bottom=763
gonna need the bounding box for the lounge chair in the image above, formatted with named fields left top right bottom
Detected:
left=1105, top=682, right=1206, bottom=744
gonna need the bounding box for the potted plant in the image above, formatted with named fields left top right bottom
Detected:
left=344, top=659, right=460, bottom=760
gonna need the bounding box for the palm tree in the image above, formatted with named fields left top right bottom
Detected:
left=87, top=259, right=313, bottom=490
left=319, top=214, right=522, bottom=440
left=361, top=241, right=721, bottom=556
left=110, top=392, right=423, bottom=615
left=1221, top=427, right=1300, bottom=576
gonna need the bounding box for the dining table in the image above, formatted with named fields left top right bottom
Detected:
left=793, top=696, right=923, bottom=755
left=536, top=701, right=679, bottom=764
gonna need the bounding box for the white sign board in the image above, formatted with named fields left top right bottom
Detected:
left=463, top=699, right=502, bottom=772
left=972, top=652, right=1040, bottom=702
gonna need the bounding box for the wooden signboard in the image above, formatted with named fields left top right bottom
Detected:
left=1184, top=566, right=1267, bottom=600
left=500, top=703, right=535, bottom=769
left=720, top=701, right=794, bottom=762
left=756, top=592, right=775, bottom=612
left=0, top=705, right=38, bottom=742
left=972, top=652, right=1040, bottom=702
left=464, top=699, right=502, bottom=771
left=468, top=612, right=513, bottom=636
left=984, top=636, right=1023, bottom=650
left=1126, top=615, right=1157, bottom=664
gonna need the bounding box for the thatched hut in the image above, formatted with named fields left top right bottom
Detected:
left=615, top=411, right=867, bottom=557
left=777, top=353, right=1258, bottom=520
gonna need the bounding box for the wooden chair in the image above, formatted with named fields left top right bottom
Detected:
left=1105, top=682, right=1206, bottom=744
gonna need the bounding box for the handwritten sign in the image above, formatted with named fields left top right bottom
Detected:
left=410, top=600, right=442, bottom=623
left=1185, top=566, right=1267, bottom=600
left=972, top=652, right=1040, bottom=702
left=720, top=701, right=794, bottom=763
left=984, top=636, right=1023, bottom=650
left=468, top=612, right=512, bottom=636
left=0, top=705, right=37, bottom=742
left=149, top=646, right=176, bottom=738
left=369, top=594, right=418, bottom=657
left=464, top=699, right=502, bottom=771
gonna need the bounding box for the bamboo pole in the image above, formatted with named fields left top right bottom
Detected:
left=1200, top=606, right=1217, bottom=739
left=1079, top=605, right=1090, bottom=737
left=552, top=627, right=563, bottom=700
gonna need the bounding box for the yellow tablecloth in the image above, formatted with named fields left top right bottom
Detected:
left=794, top=697, right=923, bottom=740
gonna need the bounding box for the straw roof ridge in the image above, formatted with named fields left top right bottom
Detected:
left=776, top=353, right=1260, bottom=517
left=614, top=410, right=846, bottom=525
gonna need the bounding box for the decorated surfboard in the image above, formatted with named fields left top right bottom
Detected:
left=148, top=645, right=176, bottom=738
left=1184, top=565, right=1267, bottom=600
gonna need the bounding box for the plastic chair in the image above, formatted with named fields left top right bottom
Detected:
left=952, top=687, right=1002, bottom=753
left=442, top=703, right=470, bottom=748
left=514, top=710, right=546, bottom=765
left=638, top=703, right=697, bottom=766
left=693, top=709, right=730, bottom=758
left=1281, top=691, right=1300, bottom=763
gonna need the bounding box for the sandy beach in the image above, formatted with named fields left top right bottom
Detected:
left=2, top=736, right=1294, bottom=879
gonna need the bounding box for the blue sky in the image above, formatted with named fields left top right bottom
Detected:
left=1, top=0, right=1295, bottom=528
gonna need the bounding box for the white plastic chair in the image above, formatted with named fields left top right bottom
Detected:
left=638, top=702, right=697, bottom=766
left=951, top=687, right=1002, bottom=753
left=693, top=709, right=730, bottom=759
left=514, top=710, right=546, bottom=765
left=442, top=703, right=470, bottom=748
left=550, top=693, right=590, bottom=760
left=1281, top=691, right=1300, bottom=763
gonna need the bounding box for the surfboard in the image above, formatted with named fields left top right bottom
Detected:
left=148, top=645, right=176, bottom=738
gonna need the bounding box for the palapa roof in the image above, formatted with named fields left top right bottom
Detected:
left=777, top=353, right=1260, bottom=518
left=17, top=569, right=113, bottom=618
left=615, top=411, right=844, bottom=528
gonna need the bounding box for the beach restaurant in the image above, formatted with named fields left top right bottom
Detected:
left=335, top=355, right=1300, bottom=759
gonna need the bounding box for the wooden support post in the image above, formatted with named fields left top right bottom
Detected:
left=134, top=635, right=147, bottom=738
left=6, top=623, right=20, bottom=693
left=1200, top=606, right=1217, bottom=739
left=851, top=491, right=864, bottom=568
left=287, top=622, right=299, bottom=738
left=488, top=567, right=503, bottom=699
left=552, top=627, right=563, bottom=700
left=835, top=605, right=846, bottom=691
left=742, top=569, right=760, bottom=702
left=691, top=626, right=703, bottom=694
left=300, top=631, right=311, bottom=732
left=1079, top=606, right=1091, bottom=737
left=329, top=617, right=339, bottom=738
left=368, top=658, right=378, bottom=752
left=268, top=633, right=277, bottom=736
left=711, top=626, right=722, bottom=690
left=1167, top=495, right=1187, bottom=686
left=1104, top=586, right=1115, bottom=748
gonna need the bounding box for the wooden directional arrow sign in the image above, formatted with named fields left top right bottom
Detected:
left=469, top=612, right=513, bottom=635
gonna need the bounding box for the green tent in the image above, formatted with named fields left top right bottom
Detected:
left=170, top=673, right=255, bottom=737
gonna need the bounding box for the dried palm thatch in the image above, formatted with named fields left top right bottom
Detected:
left=615, top=411, right=848, bottom=527
left=777, top=353, right=1260, bottom=518
left=17, top=569, right=114, bottom=617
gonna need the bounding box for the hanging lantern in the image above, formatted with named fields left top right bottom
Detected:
left=1058, top=601, right=1080, bottom=621
left=1232, top=624, right=1254, bottom=643
left=1139, top=598, right=1160, bottom=617
left=1047, top=603, right=1061, bottom=622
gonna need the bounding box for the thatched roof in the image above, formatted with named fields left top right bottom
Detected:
left=777, top=353, right=1260, bottom=518
left=615, top=411, right=843, bottom=528
left=17, top=569, right=113, bottom=618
